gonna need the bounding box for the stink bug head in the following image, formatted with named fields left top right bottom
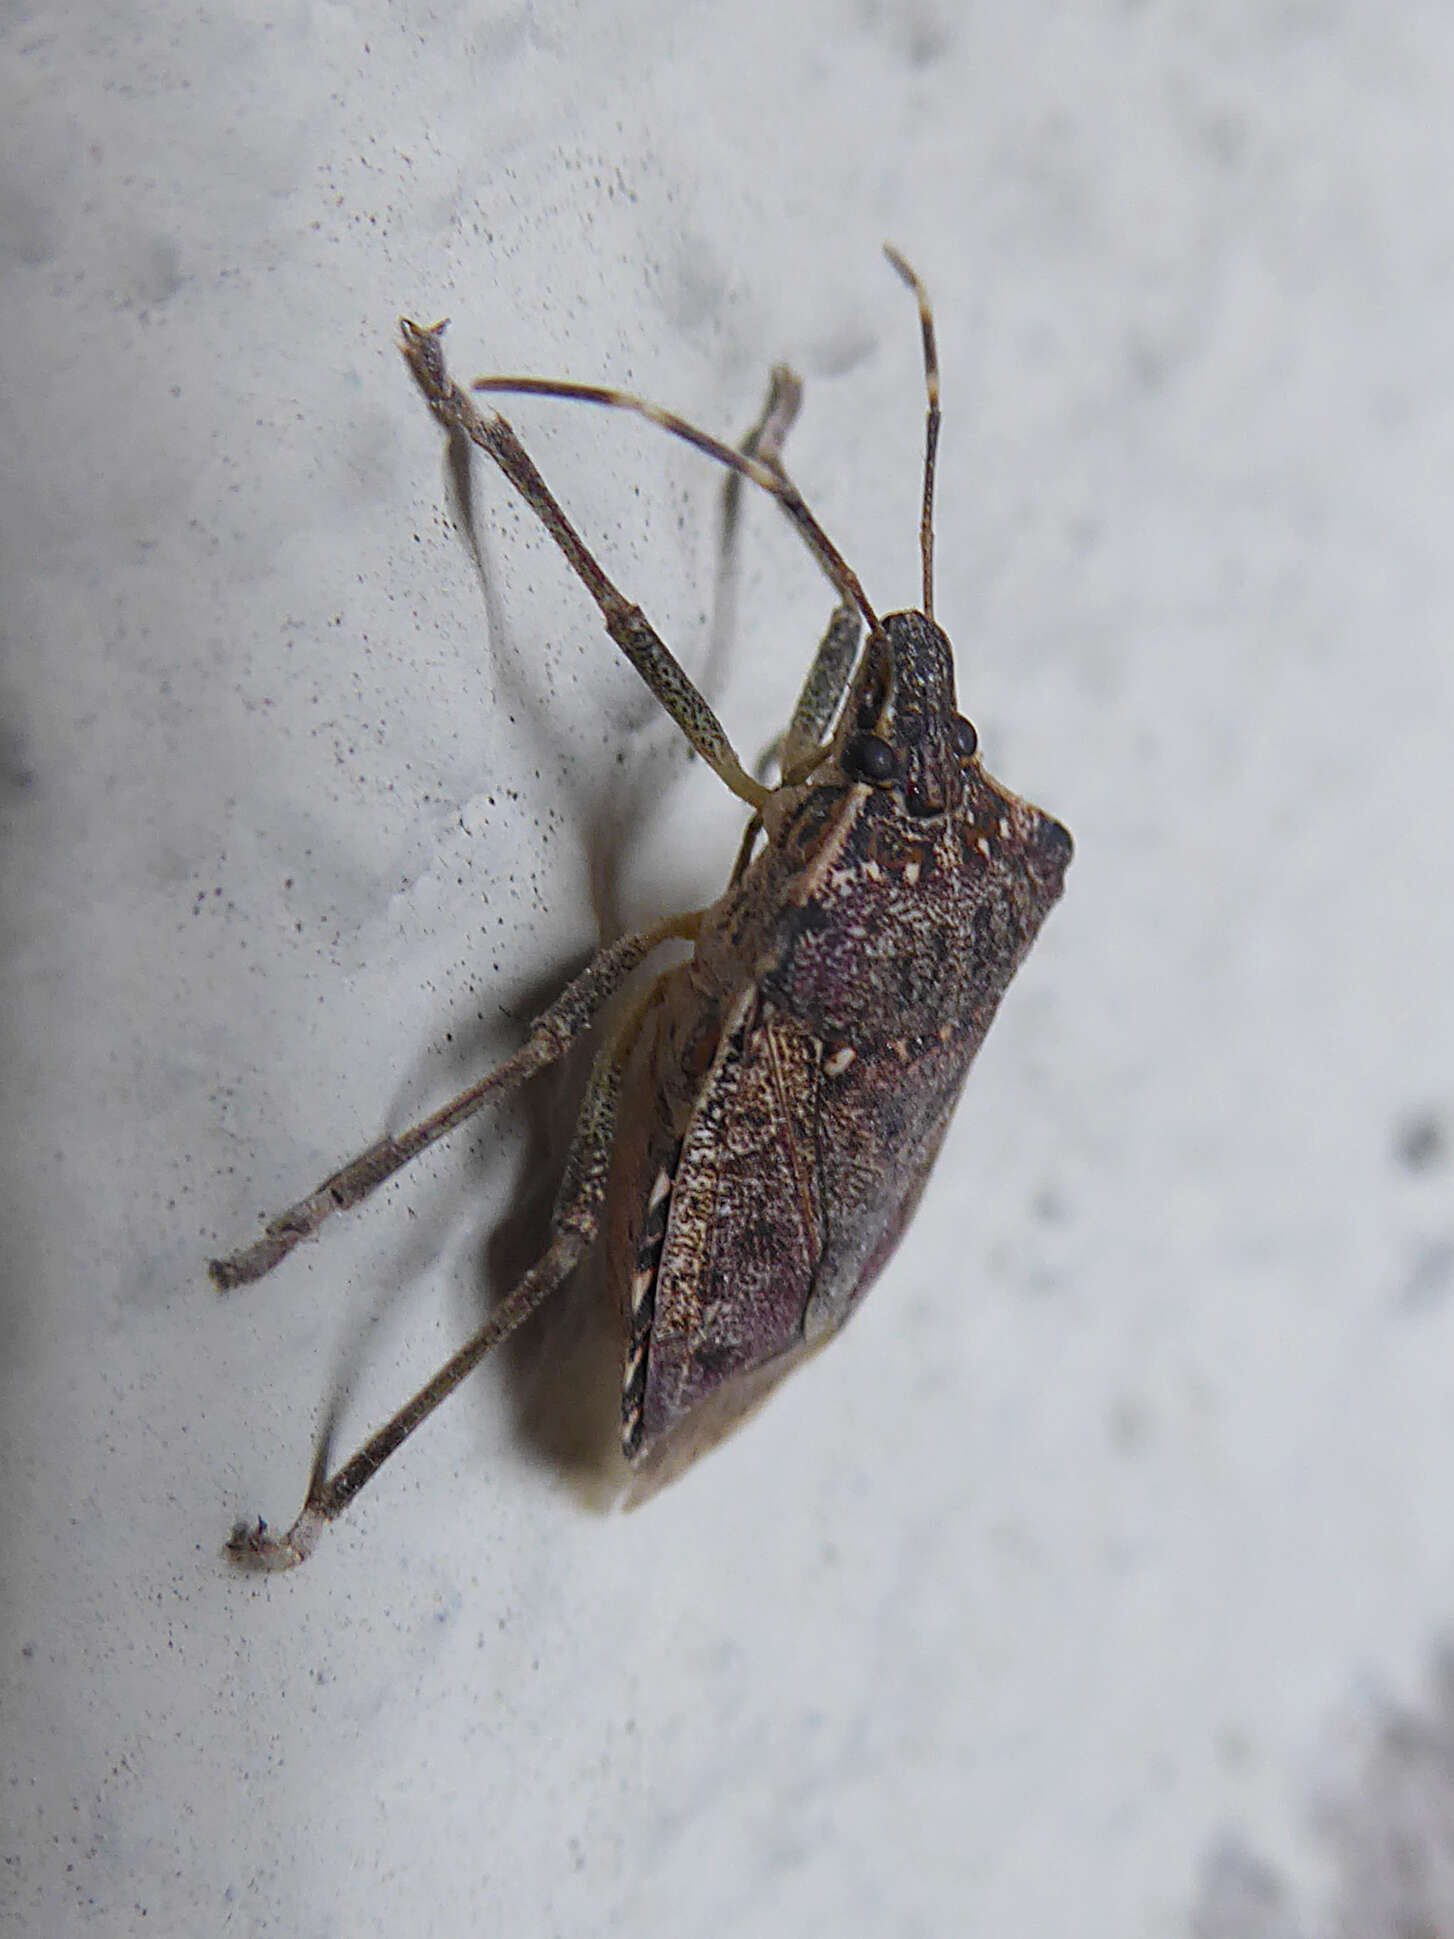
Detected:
left=839, top=611, right=963, bottom=809
left=825, top=605, right=1073, bottom=974
left=212, top=253, right=1071, bottom=1569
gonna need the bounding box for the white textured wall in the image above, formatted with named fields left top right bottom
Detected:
left=4, top=5, right=1454, bottom=1935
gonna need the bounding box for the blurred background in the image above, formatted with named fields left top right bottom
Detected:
left=3, top=4, right=1453, bottom=1934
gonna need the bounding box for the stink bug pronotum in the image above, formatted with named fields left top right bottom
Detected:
left=213, top=250, right=1072, bottom=1568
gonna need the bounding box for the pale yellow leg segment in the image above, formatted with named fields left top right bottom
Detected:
left=780, top=601, right=862, bottom=779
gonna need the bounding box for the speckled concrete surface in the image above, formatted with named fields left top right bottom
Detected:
left=4, top=5, right=1454, bottom=1935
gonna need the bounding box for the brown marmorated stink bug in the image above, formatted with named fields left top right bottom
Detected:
left=212, top=249, right=1072, bottom=1568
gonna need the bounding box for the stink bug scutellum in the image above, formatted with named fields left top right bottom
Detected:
left=213, top=250, right=1072, bottom=1568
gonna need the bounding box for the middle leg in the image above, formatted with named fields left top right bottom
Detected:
left=226, top=978, right=656, bottom=1570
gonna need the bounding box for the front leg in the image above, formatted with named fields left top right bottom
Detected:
left=400, top=320, right=770, bottom=811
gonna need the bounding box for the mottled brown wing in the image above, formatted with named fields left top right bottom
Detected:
left=624, top=1332, right=827, bottom=1505
left=635, top=994, right=827, bottom=1465
left=799, top=1031, right=970, bottom=1346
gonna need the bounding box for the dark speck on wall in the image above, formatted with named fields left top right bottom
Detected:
left=1394, top=1111, right=1447, bottom=1175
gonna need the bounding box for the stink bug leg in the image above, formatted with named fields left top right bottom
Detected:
left=215, top=912, right=700, bottom=1568
left=213, top=252, right=1072, bottom=1567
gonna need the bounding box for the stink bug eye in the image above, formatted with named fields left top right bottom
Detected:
left=212, top=249, right=1071, bottom=1568
left=843, top=731, right=898, bottom=783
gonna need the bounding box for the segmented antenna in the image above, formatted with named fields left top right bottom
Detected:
left=469, top=372, right=881, bottom=638
left=883, top=246, right=941, bottom=621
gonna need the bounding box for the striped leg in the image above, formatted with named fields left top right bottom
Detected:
left=211, top=911, right=697, bottom=1291
left=226, top=981, right=658, bottom=1570
left=401, top=320, right=775, bottom=811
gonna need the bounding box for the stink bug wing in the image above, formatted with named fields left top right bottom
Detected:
left=633, top=993, right=826, bottom=1453
left=800, top=1033, right=969, bottom=1345
left=623, top=1332, right=825, bottom=1505
left=623, top=1003, right=967, bottom=1492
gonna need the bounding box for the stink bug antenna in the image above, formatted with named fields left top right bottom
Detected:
left=883, top=246, right=940, bottom=622
left=468, top=371, right=881, bottom=638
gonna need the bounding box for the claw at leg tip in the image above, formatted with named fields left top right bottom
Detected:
left=225, top=1506, right=324, bottom=1573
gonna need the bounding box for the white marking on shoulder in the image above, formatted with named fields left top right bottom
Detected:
left=722, top=984, right=756, bottom=1039
left=823, top=1044, right=856, bottom=1078
left=976, top=835, right=992, bottom=859
left=903, top=859, right=921, bottom=887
